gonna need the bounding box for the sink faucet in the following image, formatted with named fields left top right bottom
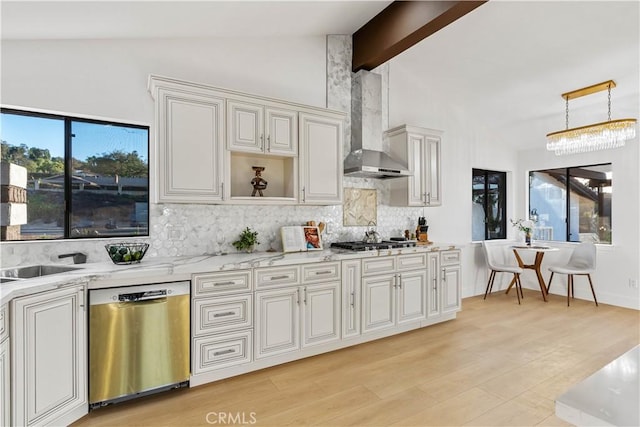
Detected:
left=58, top=252, right=87, bottom=264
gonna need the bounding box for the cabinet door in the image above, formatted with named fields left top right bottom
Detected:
left=266, top=107, right=297, bottom=156
left=302, top=282, right=341, bottom=347
left=407, top=132, right=427, bottom=206
left=156, top=88, right=225, bottom=202
left=227, top=100, right=265, bottom=153
left=424, top=136, right=441, bottom=206
left=12, top=286, right=87, bottom=426
left=1, top=337, right=9, bottom=427
left=442, top=265, right=462, bottom=314
left=341, top=260, right=361, bottom=338
left=362, top=275, right=395, bottom=333
left=255, top=288, right=300, bottom=359
left=397, top=270, right=427, bottom=324
left=427, top=253, right=441, bottom=318
left=299, top=112, right=343, bottom=205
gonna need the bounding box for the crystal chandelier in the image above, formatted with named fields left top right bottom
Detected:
left=546, top=80, right=637, bottom=155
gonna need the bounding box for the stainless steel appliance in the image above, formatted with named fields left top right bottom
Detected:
left=331, top=240, right=417, bottom=251
left=89, top=282, right=190, bottom=409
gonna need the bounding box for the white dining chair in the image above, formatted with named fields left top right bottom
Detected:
left=482, top=241, right=524, bottom=304
left=547, top=242, right=598, bottom=306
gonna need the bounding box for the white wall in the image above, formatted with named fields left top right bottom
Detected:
left=388, top=53, right=640, bottom=310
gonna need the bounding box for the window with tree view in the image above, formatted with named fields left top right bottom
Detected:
left=1, top=109, right=149, bottom=241
left=472, top=169, right=506, bottom=241
left=529, top=164, right=611, bottom=244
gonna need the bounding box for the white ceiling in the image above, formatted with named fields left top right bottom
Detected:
left=2, top=1, right=639, bottom=150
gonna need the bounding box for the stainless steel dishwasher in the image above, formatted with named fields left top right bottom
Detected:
left=88, top=281, right=190, bottom=409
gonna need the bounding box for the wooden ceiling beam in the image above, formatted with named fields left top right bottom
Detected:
left=352, top=1, right=488, bottom=72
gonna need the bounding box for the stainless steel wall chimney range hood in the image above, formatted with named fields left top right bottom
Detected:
left=344, top=70, right=411, bottom=179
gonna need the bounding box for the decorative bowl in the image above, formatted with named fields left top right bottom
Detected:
left=105, top=242, right=149, bottom=265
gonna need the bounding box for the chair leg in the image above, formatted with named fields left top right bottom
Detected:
left=514, top=273, right=521, bottom=305
left=567, top=275, right=571, bottom=306
left=547, top=272, right=554, bottom=293
left=484, top=270, right=496, bottom=300
left=587, top=274, right=599, bottom=306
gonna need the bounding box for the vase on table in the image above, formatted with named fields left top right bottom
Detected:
left=525, top=231, right=532, bottom=246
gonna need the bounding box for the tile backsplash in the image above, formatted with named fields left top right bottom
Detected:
left=0, top=177, right=425, bottom=267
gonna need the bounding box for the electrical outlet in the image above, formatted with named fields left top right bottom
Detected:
left=629, top=279, right=638, bottom=289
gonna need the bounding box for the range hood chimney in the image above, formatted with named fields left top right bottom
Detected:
left=344, top=70, right=410, bottom=179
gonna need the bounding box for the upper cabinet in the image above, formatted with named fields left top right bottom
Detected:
left=227, top=99, right=298, bottom=156
left=387, top=125, right=442, bottom=207
left=148, top=75, right=344, bottom=205
left=149, top=77, right=225, bottom=203
left=299, top=112, right=343, bottom=205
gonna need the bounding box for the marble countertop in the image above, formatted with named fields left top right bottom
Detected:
left=555, top=345, right=639, bottom=426
left=0, top=243, right=461, bottom=305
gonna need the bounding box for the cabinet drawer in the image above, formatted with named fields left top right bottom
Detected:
left=397, top=253, right=427, bottom=271
left=193, top=295, right=253, bottom=336
left=255, top=265, right=300, bottom=289
left=193, top=330, right=253, bottom=374
left=193, top=270, right=252, bottom=296
left=441, top=250, right=461, bottom=266
left=301, top=262, right=340, bottom=284
left=0, top=304, right=6, bottom=342
left=362, top=257, right=396, bottom=276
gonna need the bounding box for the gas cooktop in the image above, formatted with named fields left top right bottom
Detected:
left=331, top=240, right=417, bottom=251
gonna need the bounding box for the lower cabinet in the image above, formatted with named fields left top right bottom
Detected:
left=427, top=250, right=462, bottom=319
left=341, top=259, right=361, bottom=338
left=1, top=303, right=9, bottom=427
left=361, top=254, right=428, bottom=334
left=12, top=285, right=87, bottom=427
left=255, top=281, right=340, bottom=359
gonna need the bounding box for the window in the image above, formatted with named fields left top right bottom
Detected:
left=472, top=169, right=507, bottom=240
left=529, top=163, right=611, bottom=244
left=1, top=108, right=149, bottom=241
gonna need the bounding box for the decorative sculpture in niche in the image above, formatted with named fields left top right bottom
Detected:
left=251, top=166, right=268, bottom=197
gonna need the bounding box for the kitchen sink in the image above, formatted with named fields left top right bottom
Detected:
left=0, top=265, right=82, bottom=280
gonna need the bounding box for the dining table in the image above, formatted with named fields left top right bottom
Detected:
left=508, top=245, right=559, bottom=301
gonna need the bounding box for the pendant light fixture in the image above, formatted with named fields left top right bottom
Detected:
left=546, top=80, right=637, bottom=155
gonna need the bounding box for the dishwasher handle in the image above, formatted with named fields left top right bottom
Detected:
left=118, top=289, right=167, bottom=302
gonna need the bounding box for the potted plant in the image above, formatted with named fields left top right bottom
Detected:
left=232, top=227, right=260, bottom=253
left=510, top=218, right=534, bottom=245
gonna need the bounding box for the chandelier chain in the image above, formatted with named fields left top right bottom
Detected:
left=607, top=84, right=612, bottom=122
left=565, top=97, right=569, bottom=129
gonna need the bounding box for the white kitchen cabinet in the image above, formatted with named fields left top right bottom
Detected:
left=301, top=282, right=341, bottom=347
left=255, top=262, right=341, bottom=359
left=1, top=304, right=9, bottom=427
left=387, top=125, right=442, bottom=207
left=1, top=336, right=9, bottom=427
left=149, top=77, right=225, bottom=203
left=227, top=99, right=298, bottom=156
left=255, top=287, right=300, bottom=359
left=427, top=250, right=462, bottom=319
left=299, top=112, right=343, bottom=205
left=362, top=274, right=396, bottom=333
left=341, top=259, right=361, bottom=338
left=191, top=270, right=254, bottom=380
left=361, top=254, right=428, bottom=333
left=12, top=285, right=87, bottom=427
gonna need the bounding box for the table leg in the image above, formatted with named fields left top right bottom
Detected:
left=534, top=252, right=548, bottom=302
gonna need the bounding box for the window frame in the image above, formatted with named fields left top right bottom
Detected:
left=528, top=162, right=612, bottom=244
left=472, top=168, right=507, bottom=241
left=1, top=107, right=150, bottom=241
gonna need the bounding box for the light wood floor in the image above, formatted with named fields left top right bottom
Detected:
left=73, top=290, right=639, bottom=426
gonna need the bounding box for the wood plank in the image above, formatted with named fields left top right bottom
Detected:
left=352, top=1, right=488, bottom=71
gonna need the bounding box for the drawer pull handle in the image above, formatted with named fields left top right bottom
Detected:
left=314, top=270, right=333, bottom=275
left=213, top=281, right=236, bottom=286
left=213, top=349, right=235, bottom=357
left=213, top=311, right=236, bottom=318
left=270, top=275, right=290, bottom=280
